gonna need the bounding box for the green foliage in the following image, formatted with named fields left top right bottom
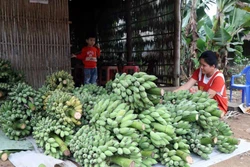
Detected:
left=233, top=54, right=249, bottom=65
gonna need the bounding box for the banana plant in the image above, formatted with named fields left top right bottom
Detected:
left=181, top=0, right=250, bottom=81
left=199, top=0, right=250, bottom=71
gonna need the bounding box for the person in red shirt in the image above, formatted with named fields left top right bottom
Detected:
left=72, top=35, right=101, bottom=84
left=174, top=50, right=228, bottom=115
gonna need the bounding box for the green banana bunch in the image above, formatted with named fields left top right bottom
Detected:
left=163, top=90, right=191, bottom=104
left=214, top=121, right=233, bottom=136
left=138, top=136, right=156, bottom=152
left=159, top=136, right=192, bottom=167
left=8, top=82, right=43, bottom=115
left=0, top=101, right=31, bottom=140
left=89, top=98, right=143, bottom=140
left=45, top=70, right=75, bottom=92
left=105, top=79, right=113, bottom=93
left=73, top=84, right=110, bottom=124
left=216, top=135, right=239, bottom=153
left=183, top=128, right=213, bottom=160
left=69, top=125, right=141, bottom=166
left=45, top=90, right=82, bottom=126
left=188, top=90, right=209, bottom=103
left=138, top=105, right=175, bottom=148
left=33, top=116, right=74, bottom=159
left=111, top=72, right=160, bottom=112
left=197, top=110, right=216, bottom=129
left=73, top=84, right=108, bottom=96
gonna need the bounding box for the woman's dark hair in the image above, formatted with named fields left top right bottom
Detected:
left=198, top=50, right=218, bottom=68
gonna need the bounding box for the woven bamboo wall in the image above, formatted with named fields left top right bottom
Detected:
left=0, top=0, right=71, bottom=89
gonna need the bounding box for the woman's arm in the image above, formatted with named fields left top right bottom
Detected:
left=207, top=89, right=217, bottom=98
left=208, top=75, right=225, bottom=98
left=173, top=78, right=197, bottom=92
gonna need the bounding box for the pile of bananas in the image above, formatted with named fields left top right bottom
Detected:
left=45, top=70, right=75, bottom=92
left=0, top=64, right=239, bottom=166
left=32, top=116, right=74, bottom=159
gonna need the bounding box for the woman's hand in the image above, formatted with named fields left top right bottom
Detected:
left=173, top=78, right=197, bottom=92
left=189, top=87, right=197, bottom=94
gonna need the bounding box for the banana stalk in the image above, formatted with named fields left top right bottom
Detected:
left=130, top=121, right=145, bottom=131
left=50, top=133, right=70, bottom=157
left=110, top=156, right=135, bottom=167
left=0, top=150, right=17, bottom=161
left=141, top=150, right=155, bottom=158
left=13, top=122, right=26, bottom=130
left=65, top=108, right=82, bottom=120
left=176, top=150, right=193, bottom=164
left=200, top=137, right=218, bottom=145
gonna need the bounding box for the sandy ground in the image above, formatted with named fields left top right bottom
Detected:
left=1, top=89, right=250, bottom=167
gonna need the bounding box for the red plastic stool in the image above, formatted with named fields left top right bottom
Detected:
left=122, top=66, right=140, bottom=74
left=99, top=66, right=119, bottom=85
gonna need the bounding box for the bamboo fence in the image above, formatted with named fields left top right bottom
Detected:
left=0, top=0, right=71, bottom=88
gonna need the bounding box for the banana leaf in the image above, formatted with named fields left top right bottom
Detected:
left=213, top=28, right=232, bottom=46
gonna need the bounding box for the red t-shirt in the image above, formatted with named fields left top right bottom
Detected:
left=76, top=46, right=101, bottom=68
left=192, top=68, right=228, bottom=113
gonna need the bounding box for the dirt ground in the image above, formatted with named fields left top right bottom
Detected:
left=1, top=90, right=250, bottom=167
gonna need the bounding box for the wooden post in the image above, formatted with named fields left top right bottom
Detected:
left=174, top=0, right=181, bottom=86
left=125, top=0, right=132, bottom=65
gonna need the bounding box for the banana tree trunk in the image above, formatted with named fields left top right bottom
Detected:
left=218, top=47, right=229, bottom=81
